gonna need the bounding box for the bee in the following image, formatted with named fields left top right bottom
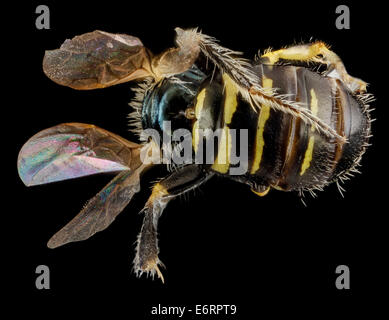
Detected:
left=17, top=28, right=373, bottom=282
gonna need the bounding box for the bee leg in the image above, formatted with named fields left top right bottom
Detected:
left=261, top=42, right=367, bottom=94
left=194, top=31, right=345, bottom=142
left=133, top=165, right=213, bottom=282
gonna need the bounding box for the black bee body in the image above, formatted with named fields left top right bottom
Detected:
left=142, top=61, right=371, bottom=195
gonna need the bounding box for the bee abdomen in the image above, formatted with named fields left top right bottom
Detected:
left=220, top=64, right=371, bottom=192
left=253, top=64, right=371, bottom=191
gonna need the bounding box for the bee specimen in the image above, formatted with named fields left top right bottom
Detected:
left=17, top=28, right=373, bottom=281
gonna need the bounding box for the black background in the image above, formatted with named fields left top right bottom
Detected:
left=9, top=0, right=387, bottom=316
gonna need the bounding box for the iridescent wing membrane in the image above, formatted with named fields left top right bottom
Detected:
left=17, top=123, right=152, bottom=247
left=18, top=123, right=142, bottom=186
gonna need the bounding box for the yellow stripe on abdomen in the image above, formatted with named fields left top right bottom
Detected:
left=222, top=73, right=238, bottom=124
left=211, top=74, right=238, bottom=174
left=300, top=89, right=319, bottom=175
left=250, top=77, right=272, bottom=174
left=212, top=126, right=232, bottom=173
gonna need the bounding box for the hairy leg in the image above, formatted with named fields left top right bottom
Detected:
left=155, top=29, right=348, bottom=142
left=261, top=42, right=367, bottom=94
left=133, top=165, right=214, bottom=282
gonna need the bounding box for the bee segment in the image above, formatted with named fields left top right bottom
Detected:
left=250, top=76, right=273, bottom=174
left=211, top=74, right=238, bottom=174
left=300, top=89, right=319, bottom=176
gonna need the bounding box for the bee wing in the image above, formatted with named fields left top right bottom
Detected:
left=43, top=30, right=154, bottom=90
left=47, top=169, right=142, bottom=248
left=17, top=123, right=143, bottom=186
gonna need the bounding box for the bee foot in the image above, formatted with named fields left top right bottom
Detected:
left=134, top=255, right=165, bottom=283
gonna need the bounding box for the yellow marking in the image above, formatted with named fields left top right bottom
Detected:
left=212, top=126, right=231, bottom=173
left=211, top=73, right=238, bottom=174
left=222, top=73, right=238, bottom=124
left=272, top=185, right=287, bottom=191
left=148, top=183, right=168, bottom=204
left=300, top=89, right=319, bottom=175
left=300, top=137, right=315, bottom=175
left=195, top=88, right=206, bottom=118
left=250, top=77, right=272, bottom=174
left=251, top=186, right=270, bottom=197
left=310, top=88, right=319, bottom=116
left=261, top=51, right=280, bottom=64
left=192, top=88, right=206, bottom=153
left=262, top=42, right=329, bottom=65
left=185, top=107, right=196, bottom=119
left=192, top=121, right=200, bottom=153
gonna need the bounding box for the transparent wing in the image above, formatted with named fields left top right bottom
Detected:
left=43, top=30, right=154, bottom=89
left=17, top=123, right=143, bottom=186
left=47, top=169, right=142, bottom=248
